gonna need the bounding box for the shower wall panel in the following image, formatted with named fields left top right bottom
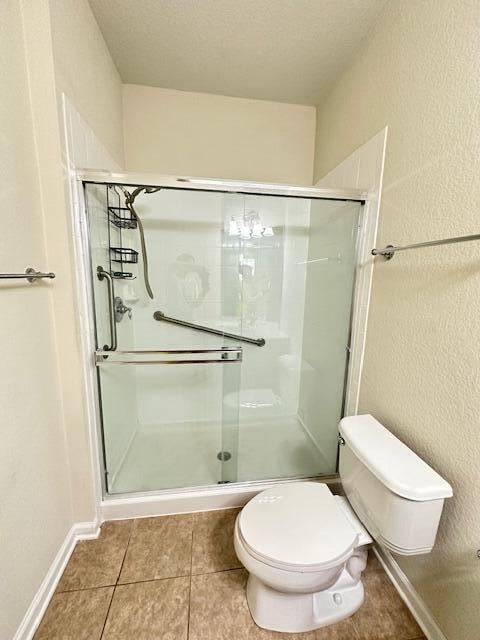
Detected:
left=130, top=189, right=228, bottom=428
left=129, top=191, right=310, bottom=439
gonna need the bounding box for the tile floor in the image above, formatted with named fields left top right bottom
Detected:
left=35, top=508, right=426, bottom=640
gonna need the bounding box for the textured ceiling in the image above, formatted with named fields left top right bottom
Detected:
left=88, top=0, right=386, bottom=105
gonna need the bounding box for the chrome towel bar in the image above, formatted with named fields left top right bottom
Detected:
left=95, top=347, right=242, bottom=365
left=0, top=267, right=55, bottom=282
left=372, top=232, right=480, bottom=260
left=153, top=310, right=266, bottom=347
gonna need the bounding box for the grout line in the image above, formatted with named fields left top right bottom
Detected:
left=98, top=586, right=115, bottom=640
left=117, top=574, right=191, bottom=587
left=55, top=583, right=117, bottom=594
left=115, top=534, right=132, bottom=586
left=83, top=566, right=242, bottom=591
left=115, top=525, right=133, bottom=586
left=99, top=522, right=134, bottom=639
left=191, top=564, right=243, bottom=577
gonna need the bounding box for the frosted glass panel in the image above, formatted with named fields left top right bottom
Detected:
left=230, top=197, right=360, bottom=481
left=86, top=185, right=243, bottom=493
left=298, top=200, right=360, bottom=474
left=85, top=184, right=138, bottom=490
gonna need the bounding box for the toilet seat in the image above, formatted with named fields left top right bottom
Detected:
left=237, top=482, right=359, bottom=573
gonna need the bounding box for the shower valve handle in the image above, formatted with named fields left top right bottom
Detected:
left=114, top=296, right=132, bottom=322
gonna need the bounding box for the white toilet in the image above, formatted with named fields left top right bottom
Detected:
left=234, top=414, right=453, bottom=633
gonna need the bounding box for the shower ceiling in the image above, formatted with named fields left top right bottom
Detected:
left=88, top=0, right=386, bottom=105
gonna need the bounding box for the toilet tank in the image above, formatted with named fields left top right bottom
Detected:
left=339, top=415, right=452, bottom=555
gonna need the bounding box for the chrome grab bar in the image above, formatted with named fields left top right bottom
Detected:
left=0, top=267, right=55, bottom=282
left=153, top=311, right=265, bottom=347
left=96, top=266, right=118, bottom=351
left=95, top=347, right=242, bottom=365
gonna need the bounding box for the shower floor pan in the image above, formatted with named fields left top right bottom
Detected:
left=108, top=416, right=328, bottom=494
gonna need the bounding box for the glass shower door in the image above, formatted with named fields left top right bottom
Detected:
left=222, top=194, right=361, bottom=482
left=85, top=180, right=362, bottom=494
left=95, top=348, right=242, bottom=493
left=85, top=183, right=244, bottom=493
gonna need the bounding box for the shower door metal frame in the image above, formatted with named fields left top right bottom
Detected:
left=76, top=170, right=370, bottom=507
left=78, top=171, right=366, bottom=203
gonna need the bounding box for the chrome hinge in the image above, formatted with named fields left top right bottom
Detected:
left=338, top=435, right=346, bottom=446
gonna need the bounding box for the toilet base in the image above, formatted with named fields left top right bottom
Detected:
left=246, top=569, right=364, bottom=633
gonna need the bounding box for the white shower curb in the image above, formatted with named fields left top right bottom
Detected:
left=99, top=476, right=341, bottom=521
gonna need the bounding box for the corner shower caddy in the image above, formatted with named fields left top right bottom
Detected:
left=105, top=186, right=138, bottom=280
left=108, top=204, right=138, bottom=229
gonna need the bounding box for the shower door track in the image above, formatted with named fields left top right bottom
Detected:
left=104, top=472, right=341, bottom=501
left=75, top=170, right=373, bottom=518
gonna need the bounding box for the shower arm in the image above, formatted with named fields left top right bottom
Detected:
left=153, top=311, right=266, bottom=347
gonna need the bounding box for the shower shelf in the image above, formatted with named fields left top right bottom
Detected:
left=108, top=206, right=137, bottom=229
left=110, top=247, right=139, bottom=264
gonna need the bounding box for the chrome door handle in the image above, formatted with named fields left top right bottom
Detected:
left=97, top=266, right=118, bottom=351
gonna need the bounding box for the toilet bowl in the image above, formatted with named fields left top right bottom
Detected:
left=234, top=414, right=453, bottom=633
left=234, top=483, right=371, bottom=632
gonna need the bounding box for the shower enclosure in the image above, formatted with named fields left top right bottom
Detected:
left=83, top=177, right=364, bottom=495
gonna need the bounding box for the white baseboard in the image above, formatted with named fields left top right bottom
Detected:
left=373, top=544, right=447, bottom=640
left=72, top=520, right=101, bottom=540
left=101, top=475, right=340, bottom=521
left=13, top=520, right=100, bottom=640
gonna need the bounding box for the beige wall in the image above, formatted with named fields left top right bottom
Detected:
left=2, top=1, right=124, bottom=635
left=0, top=2, right=72, bottom=638
left=49, top=0, right=124, bottom=165
left=314, top=2, right=480, bottom=639
left=18, top=0, right=125, bottom=528
left=47, top=0, right=124, bottom=520
left=123, top=84, right=315, bottom=184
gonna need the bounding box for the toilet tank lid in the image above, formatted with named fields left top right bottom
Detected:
left=340, top=415, right=453, bottom=502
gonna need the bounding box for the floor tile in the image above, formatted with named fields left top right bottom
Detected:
left=33, top=587, right=113, bottom=640
left=118, top=514, right=194, bottom=583
left=189, top=569, right=359, bottom=640
left=191, top=508, right=242, bottom=574
left=102, top=577, right=189, bottom=640
left=57, top=520, right=132, bottom=591
left=351, top=569, right=423, bottom=640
